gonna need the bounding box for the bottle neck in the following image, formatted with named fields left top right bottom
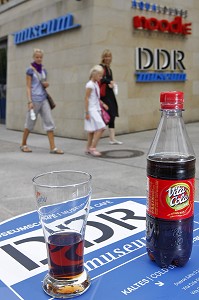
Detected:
left=161, top=109, right=183, bottom=117
left=147, top=107, right=195, bottom=161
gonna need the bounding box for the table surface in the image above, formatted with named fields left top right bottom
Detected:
left=0, top=197, right=199, bottom=300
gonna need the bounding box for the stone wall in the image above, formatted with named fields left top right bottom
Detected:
left=1, top=0, right=199, bottom=138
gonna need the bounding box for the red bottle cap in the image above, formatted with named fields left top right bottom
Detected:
left=160, top=91, right=184, bottom=109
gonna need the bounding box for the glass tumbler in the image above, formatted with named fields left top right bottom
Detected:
left=32, top=170, right=92, bottom=298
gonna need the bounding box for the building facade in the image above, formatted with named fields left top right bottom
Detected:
left=0, top=0, right=199, bottom=138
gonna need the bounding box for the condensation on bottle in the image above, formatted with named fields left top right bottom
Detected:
left=146, top=91, right=196, bottom=268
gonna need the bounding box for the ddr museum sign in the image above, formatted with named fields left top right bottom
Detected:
left=13, top=13, right=81, bottom=45
left=135, top=47, right=186, bottom=82
left=135, top=48, right=186, bottom=82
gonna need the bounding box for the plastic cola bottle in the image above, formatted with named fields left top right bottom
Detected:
left=146, top=91, right=195, bottom=267
left=30, top=109, right=36, bottom=120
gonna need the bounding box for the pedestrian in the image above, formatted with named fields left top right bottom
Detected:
left=84, top=65, right=108, bottom=157
left=20, top=48, right=64, bottom=154
left=99, top=49, right=122, bottom=144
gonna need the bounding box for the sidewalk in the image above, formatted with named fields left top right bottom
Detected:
left=0, top=123, right=198, bottom=222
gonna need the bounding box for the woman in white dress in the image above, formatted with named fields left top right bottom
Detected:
left=84, top=65, right=108, bottom=157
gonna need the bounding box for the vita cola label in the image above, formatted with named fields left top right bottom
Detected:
left=147, top=177, right=195, bottom=220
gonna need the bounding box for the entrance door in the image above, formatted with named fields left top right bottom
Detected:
left=0, top=40, right=7, bottom=124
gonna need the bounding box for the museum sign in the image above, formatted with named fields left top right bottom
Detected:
left=13, top=13, right=81, bottom=45
left=135, top=47, right=186, bottom=82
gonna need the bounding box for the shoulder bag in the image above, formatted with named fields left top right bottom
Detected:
left=45, top=92, right=56, bottom=110
left=94, top=83, right=110, bottom=125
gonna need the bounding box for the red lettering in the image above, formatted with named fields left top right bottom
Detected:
left=133, top=16, right=147, bottom=29
left=133, top=16, right=192, bottom=35
left=182, top=23, right=192, bottom=35
left=133, top=16, right=139, bottom=28
left=169, top=17, right=182, bottom=34
left=147, top=18, right=159, bottom=31
left=159, top=19, right=170, bottom=32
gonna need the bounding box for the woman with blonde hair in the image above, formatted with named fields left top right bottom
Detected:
left=84, top=65, right=108, bottom=156
left=99, top=49, right=122, bottom=144
left=20, top=48, right=64, bottom=154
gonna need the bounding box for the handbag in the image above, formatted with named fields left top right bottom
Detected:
left=46, top=92, right=56, bottom=109
left=31, top=66, right=56, bottom=110
left=100, top=103, right=110, bottom=125
left=94, top=83, right=110, bottom=124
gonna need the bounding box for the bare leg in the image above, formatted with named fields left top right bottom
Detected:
left=88, top=129, right=104, bottom=156
left=47, top=131, right=56, bottom=150
left=20, top=128, right=32, bottom=152
left=47, top=131, right=64, bottom=154
left=91, top=129, right=104, bottom=149
left=21, top=128, right=30, bottom=146
left=87, top=132, right=94, bottom=150
left=109, top=128, right=122, bottom=145
left=109, top=128, right=115, bottom=142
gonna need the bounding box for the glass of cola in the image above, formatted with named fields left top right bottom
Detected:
left=32, top=170, right=92, bottom=298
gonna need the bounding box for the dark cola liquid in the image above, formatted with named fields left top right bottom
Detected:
left=47, top=231, right=84, bottom=279
left=146, top=156, right=195, bottom=268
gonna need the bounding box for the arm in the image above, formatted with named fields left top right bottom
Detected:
left=42, top=81, right=49, bottom=89
left=85, top=88, right=92, bottom=120
left=101, top=76, right=111, bottom=85
left=100, top=100, right=109, bottom=111
left=26, top=74, right=33, bottom=110
left=101, top=77, right=114, bottom=89
left=100, top=67, right=114, bottom=88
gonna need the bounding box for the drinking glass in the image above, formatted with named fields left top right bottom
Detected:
left=32, top=170, right=92, bottom=298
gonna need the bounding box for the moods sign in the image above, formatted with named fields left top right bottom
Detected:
left=133, top=16, right=191, bottom=35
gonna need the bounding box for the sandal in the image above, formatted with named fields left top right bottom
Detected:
left=109, top=140, right=123, bottom=145
left=89, top=148, right=101, bottom=157
left=50, top=147, right=64, bottom=154
left=20, top=145, right=32, bottom=153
